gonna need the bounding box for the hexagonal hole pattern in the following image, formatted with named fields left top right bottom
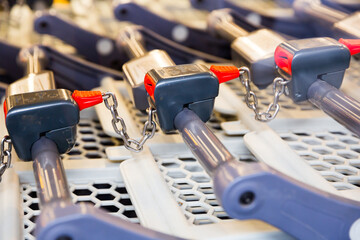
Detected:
left=347, top=176, right=360, bottom=187
left=339, top=137, right=358, bottom=144
left=335, top=166, right=358, bottom=176
left=299, top=152, right=318, bottom=161
left=288, top=142, right=308, bottom=151
left=323, top=156, right=345, bottom=165
left=96, top=193, right=116, bottom=201
left=308, top=161, right=331, bottom=171
left=167, top=170, right=187, bottom=179
left=62, top=118, right=122, bottom=160
left=184, top=165, right=204, bottom=173
left=179, top=193, right=201, bottom=202
left=93, top=183, right=112, bottom=189
left=302, top=138, right=322, bottom=145
left=156, top=156, right=221, bottom=224
left=73, top=189, right=92, bottom=196
left=312, top=147, right=333, bottom=155
left=21, top=181, right=138, bottom=240
left=281, top=129, right=360, bottom=190
left=322, top=172, right=344, bottom=182
left=173, top=181, right=194, bottom=190
left=326, top=142, right=346, bottom=150
left=185, top=205, right=208, bottom=214
left=154, top=152, right=258, bottom=225
left=337, top=151, right=358, bottom=160
left=100, top=205, right=119, bottom=213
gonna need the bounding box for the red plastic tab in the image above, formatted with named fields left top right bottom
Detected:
left=210, top=65, right=240, bottom=83
left=339, top=38, right=360, bottom=56
left=3, top=100, right=7, bottom=119
left=72, top=90, right=103, bottom=111
left=144, top=73, right=156, bottom=100
left=274, top=46, right=294, bottom=76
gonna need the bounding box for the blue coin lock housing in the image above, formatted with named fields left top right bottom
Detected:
left=144, top=64, right=220, bottom=133
left=4, top=89, right=80, bottom=161
left=275, top=37, right=351, bottom=102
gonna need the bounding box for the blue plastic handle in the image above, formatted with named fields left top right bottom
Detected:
left=39, top=46, right=123, bottom=90
left=134, top=26, right=229, bottom=64
left=34, top=13, right=127, bottom=70
left=214, top=160, right=360, bottom=240
left=0, top=41, right=123, bottom=90
left=280, top=0, right=357, bottom=12
left=319, top=0, right=353, bottom=12
left=113, top=1, right=232, bottom=59
left=175, top=108, right=360, bottom=240
left=190, top=0, right=316, bottom=38
left=34, top=13, right=228, bottom=65
left=36, top=201, right=184, bottom=240
left=0, top=40, right=24, bottom=82
left=220, top=8, right=261, bottom=33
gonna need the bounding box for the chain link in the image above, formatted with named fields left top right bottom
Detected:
left=239, top=66, right=289, bottom=122
left=0, top=135, right=12, bottom=182
left=102, top=92, right=156, bottom=152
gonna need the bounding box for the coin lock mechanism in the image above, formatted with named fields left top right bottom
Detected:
left=275, top=38, right=360, bottom=137
left=3, top=48, right=105, bottom=161
left=275, top=38, right=360, bottom=102
left=145, top=64, right=240, bottom=133
left=119, top=27, right=175, bottom=111
left=208, top=9, right=285, bottom=89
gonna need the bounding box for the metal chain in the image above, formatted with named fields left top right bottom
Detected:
left=239, top=66, right=289, bottom=122
left=102, top=92, right=156, bottom=152
left=0, top=136, right=12, bottom=182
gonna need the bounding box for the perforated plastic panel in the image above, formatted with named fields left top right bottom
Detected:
left=64, top=118, right=122, bottom=161
left=153, top=151, right=257, bottom=225
left=151, top=128, right=360, bottom=227
left=22, top=180, right=138, bottom=240
left=20, top=116, right=134, bottom=240
left=155, top=155, right=228, bottom=225
left=280, top=130, right=360, bottom=190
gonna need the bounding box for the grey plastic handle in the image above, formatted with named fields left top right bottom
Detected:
left=34, top=13, right=125, bottom=70
left=174, top=108, right=235, bottom=176
left=32, top=137, right=72, bottom=206
left=32, top=137, right=184, bottom=240
left=308, top=79, right=360, bottom=137
left=174, top=107, right=360, bottom=240
left=213, top=159, right=360, bottom=240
